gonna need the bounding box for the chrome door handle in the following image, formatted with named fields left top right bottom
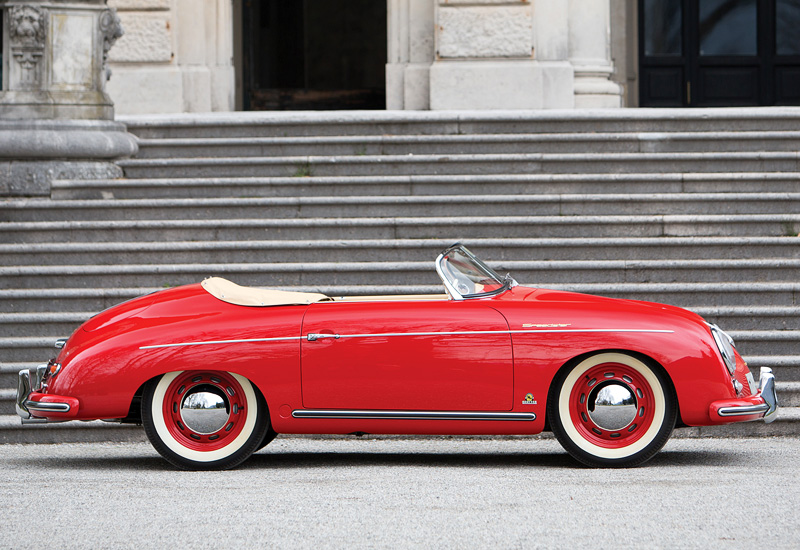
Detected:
left=307, top=333, right=340, bottom=341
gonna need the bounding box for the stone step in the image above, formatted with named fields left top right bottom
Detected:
left=117, top=151, right=800, bottom=179
left=1, top=335, right=798, bottom=364
left=119, top=108, right=800, bottom=139
left=132, top=131, right=800, bottom=159
left=0, top=312, right=93, bottom=338
left=4, top=303, right=797, bottom=340
left=3, top=236, right=800, bottom=267
left=2, top=375, right=799, bottom=418
left=0, top=389, right=16, bottom=415
left=692, top=307, right=800, bottom=331
left=5, top=319, right=800, bottom=361
left=0, top=414, right=146, bottom=444
left=3, top=258, right=800, bottom=290
left=3, top=282, right=800, bottom=314
left=0, top=374, right=800, bottom=430
left=52, top=172, right=800, bottom=200
left=1, top=337, right=62, bottom=363
left=0, top=287, right=157, bottom=313
left=4, top=410, right=800, bottom=442
left=6, top=193, right=800, bottom=222
left=0, top=363, right=42, bottom=390
left=2, top=353, right=799, bottom=411
left=728, top=331, right=800, bottom=358
left=4, top=214, right=800, bottom=243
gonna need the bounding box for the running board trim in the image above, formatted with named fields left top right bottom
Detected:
left=291, top=410, right=536, bottom=421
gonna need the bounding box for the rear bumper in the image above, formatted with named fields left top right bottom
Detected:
left=16, top=366, right=79, bottom=424
left=709, top=367, right=778, bottom=423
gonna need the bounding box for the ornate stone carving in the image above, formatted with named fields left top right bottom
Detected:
left=9, top=4, right=46, bottom=48
left=8, top=4, right=47, bottom=87
left=99, top=8, right=125, bottom=82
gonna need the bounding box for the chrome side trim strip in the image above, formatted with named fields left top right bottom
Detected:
left=308, top=329, right=674, bottom=341
left=139, top=336, right=303, bottom=350
left=717, top=403, right=770, bottom=417
left=142, top=329, right=674, bottom=349
left=292, top=410, right=536, bottom=421
left=509, top=328, right=674, bottom=335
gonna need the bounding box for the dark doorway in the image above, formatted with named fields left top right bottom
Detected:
left=639, top=0, right=800, bottom=106
left=242, top=0, right=387, bottom=110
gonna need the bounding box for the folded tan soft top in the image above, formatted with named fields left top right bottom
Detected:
left=201, top=277, right=330, bottom=307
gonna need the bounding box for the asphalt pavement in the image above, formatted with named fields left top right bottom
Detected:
left=1, top=435, right=798, bottom=549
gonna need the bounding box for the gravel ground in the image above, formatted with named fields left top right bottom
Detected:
left=1, top=436, right=798, bottom=549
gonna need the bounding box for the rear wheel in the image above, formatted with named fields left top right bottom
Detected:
left=142, top=371, right=270, bottom=470
left=548, top=352, right=676, bottom=467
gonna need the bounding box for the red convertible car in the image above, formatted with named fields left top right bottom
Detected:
left=17, top=244, right=777, bottom=469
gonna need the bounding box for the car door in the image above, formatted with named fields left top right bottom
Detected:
left=301, top=299, right=513, bottom=411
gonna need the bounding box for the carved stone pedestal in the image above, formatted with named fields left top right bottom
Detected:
left=0, top=0, right=137, bottom=196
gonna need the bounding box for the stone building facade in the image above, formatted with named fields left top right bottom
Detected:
left=104, top=0, right=235, bottom=113
left=103, top=0, right=629, bottom=114
left=6, top=0, right=797, bottom=114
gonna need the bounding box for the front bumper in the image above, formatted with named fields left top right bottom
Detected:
left=16, top=365, right=79, bottom=424
left=709, top=367, right=778, bottom=423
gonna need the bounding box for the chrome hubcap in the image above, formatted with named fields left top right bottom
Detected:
left=587, top=383, right=637, bottom=431
left=180, top=386, right=230, bottom=435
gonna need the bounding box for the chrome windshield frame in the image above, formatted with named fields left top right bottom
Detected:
left=435, top=244, right=514, bottom=300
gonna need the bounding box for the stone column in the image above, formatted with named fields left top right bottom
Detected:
left=105, top=0, right=235, bottom=114
left=422, top=0, right=577, bottom=110
left=0, top=0, right=137, bottom=196
left=568, top=0, right=622, bottom=108
left=386, top=0, right=435, bottom=110
left=532, top=0, right=575, bottom=109
left=429, top=0, right=541, bottom=110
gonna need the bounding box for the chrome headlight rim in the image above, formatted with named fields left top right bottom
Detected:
left=709, top=323, right=737, bottom=375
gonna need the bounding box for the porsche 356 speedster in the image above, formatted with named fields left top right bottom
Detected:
left=17, top=244, right=777, bottom=469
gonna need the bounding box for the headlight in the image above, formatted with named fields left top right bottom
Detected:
left=709, top=324, right=737, bottom=375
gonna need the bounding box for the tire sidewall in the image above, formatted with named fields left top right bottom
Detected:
left=549, top=352, right=676, bottom=467
left=143, top=371, right=269, bottom=470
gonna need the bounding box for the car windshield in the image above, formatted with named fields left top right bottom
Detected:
left=435, top=245, right=511, bottom=299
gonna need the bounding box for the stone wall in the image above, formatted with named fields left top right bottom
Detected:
left=389, top=0, right=622, bottom=110
left=106, top=0, right=234, bottom=114
left=103, top=0, right=622, bottom=113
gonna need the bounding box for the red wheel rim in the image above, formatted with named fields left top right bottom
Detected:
left=568, top=362, right=656, bottom=449
left=162, top=372, right=247, bottom=452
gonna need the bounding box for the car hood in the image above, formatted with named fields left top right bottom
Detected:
left=501, top=285, right=708, bottom=329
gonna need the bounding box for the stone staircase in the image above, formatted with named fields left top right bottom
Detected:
left=2, top=108, right=800, bottom=442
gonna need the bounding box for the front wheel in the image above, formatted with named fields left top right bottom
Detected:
left=548, top=352, right=677, bottom=468
left=142, top=371, right=270, bottom=470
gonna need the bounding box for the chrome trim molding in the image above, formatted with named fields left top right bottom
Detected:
left=146, top=328, right=675, bottom=349
left=16, top=366, right=73, bottom=419
left=55, top=338, right=68, bottom=350
left=292, top=410, right=536, bottom=421
left=717, top=403, right=770, bottom=417
left=16, top=369, right=33, bottom=419
left=306, top=328, right=674, bottom=341
left=717, top=367, right=778, bottom=422
left=25, top=400, right=71, bottom=413
left=435, top=252, right=464, bottom=301
left=139, top=336, right=303, bottom=350
left=760, top=367, right=778, bottom=423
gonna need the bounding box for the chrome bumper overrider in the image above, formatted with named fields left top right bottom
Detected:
left=16, top=365, right=72, bottom=424
left=715, top=367, right=778, bottom=423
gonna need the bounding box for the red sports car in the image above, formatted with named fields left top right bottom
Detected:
left=17, top=244, right=777, bottom=469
